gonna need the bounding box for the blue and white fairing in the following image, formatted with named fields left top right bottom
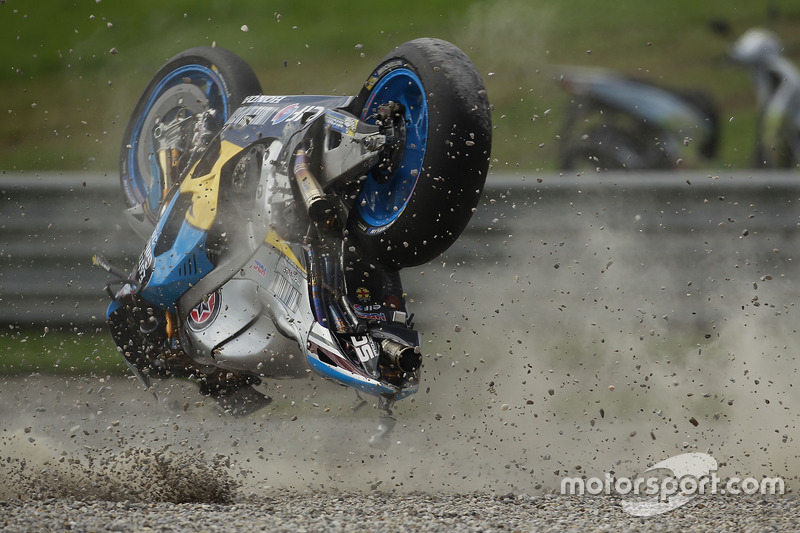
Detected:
left=110, top=94, right=355, bottom=313
left=108, top=93, right=422, bottom=401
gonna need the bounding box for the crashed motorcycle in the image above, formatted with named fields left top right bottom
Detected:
left=94, top=39, right=491, bottom=446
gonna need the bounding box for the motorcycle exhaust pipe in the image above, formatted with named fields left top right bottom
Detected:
left=380, top=339, right=422, bottom=373
left=293, top=149, right=335, bottom=226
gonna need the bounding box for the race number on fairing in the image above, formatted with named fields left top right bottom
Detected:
left=352, top=335, right=378, bottom=363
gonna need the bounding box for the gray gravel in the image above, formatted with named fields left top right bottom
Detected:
left=2, top=375, right=798, bottom=532
left=2, top=491, right=798, bottom=532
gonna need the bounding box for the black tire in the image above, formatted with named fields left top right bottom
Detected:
left=346, top=38, right=492, bottom=269
left=119, top=46, right=262, bottom=225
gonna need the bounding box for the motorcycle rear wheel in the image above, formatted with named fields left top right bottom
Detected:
left=119, top=47, right=262, bottom=225
left=347, top=38, right=492, bottom=269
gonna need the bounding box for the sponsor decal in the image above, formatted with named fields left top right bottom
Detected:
left=353, top=303, right=382, bottom=312
left=243, top=95, right=288, bottom=104
left=355, top=287, right=371, bottom=301
left=352, top=302, right=386, bottom=321
left=273, top=104, right=326, bottom=125
left=252, top=259, right=267, bottom=277
left=272, top=103, right=300, bottom=124
left=353, top=310, right=386, bottom=322
left=135, top=231, right=157, bottom=288
left=358, top=218, right=399, bottom=235
left=271, top=258, right=302, bottom=312
left=325, top=111, right=357, bottom=136
left=187, top=290, right=221, bottom=331
left=229, top=104, right=278, bottom=127
left=366, top=225, right=391, bottom=235
left=364, top=59, right=405, bottom=91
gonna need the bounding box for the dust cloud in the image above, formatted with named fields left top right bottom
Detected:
left=414, top=175, right=800, bottom=490
left=2, top=174, right=800, bottom=502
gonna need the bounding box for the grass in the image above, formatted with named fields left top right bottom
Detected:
left=3, top=0, right=800, bottom=173
left=0, top=327, right=126, bottom=375
left=0, top=315, right=726, bottom=379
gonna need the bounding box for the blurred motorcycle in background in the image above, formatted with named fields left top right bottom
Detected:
left=556, top=25, right=800, bottom=170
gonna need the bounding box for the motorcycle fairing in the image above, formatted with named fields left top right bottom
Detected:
left=124, top=93, right=381, bottom=309
left=306, top=323, right=417, bottom=398
left=223, top=94, right=353, bottom=152
left=307, top=324, right=395, bottom=396
left=179, top=139, right=245, bottom=231
left=131, top=188, right=214, bottom=309
left=176, top=232, right=420, bottom=399
left=109, top=92, right=423, bottom=402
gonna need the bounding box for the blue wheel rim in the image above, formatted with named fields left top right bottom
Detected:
left=124, top=65, right=229, bottom=210
left=358, top=68, right=427, bottom=229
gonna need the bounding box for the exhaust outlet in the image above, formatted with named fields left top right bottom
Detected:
left=380, top=339, right=422, bottom=373
left=293, top=148, right=335, bottom=225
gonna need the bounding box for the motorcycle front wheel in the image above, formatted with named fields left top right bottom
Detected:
left=119, top=47, right=262, bottom=225
left=346, top=38, right=492, bottom=269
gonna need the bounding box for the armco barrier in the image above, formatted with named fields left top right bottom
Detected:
left=0, top=170, right=797, bottom=327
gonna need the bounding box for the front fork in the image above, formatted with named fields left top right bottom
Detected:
left=153, top=108, right=219, bottom=199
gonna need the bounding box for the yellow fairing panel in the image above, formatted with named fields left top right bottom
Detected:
left=179, top=140, right=242, bottom=230
left=179, top=140, right=305, bottom=274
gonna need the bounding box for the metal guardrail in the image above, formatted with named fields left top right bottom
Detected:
left=1, top=170, right=798, bottom=326
left=0, top=172, right=136, bottom=326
